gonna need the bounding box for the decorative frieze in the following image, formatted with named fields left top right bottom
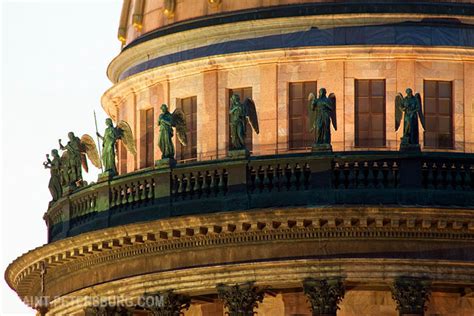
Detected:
left=391, top=277, right=431, bottom=316
left=303, top=278, right=345, bottom=316
left=217, top=282, right=265, bottom=316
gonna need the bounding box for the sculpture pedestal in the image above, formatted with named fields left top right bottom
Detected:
left=228, top=149, right=249, bottom=159
left=155, top=158, right=176, bottom=169
left=399, top=143, right=421, bottom=152
left=311, top=143, right=333, bottom=152
left=98, top=171, right=114, bottom=182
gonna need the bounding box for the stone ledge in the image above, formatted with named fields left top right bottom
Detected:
left=7, top=206, right=474, bottom=306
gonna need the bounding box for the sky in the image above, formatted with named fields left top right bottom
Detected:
left=1, top=0, right=122, bottom=314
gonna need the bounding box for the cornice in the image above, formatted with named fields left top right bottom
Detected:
left=107, top=13, right=474, bottom=83
left=6, top=206, right=474, bottom=308
left=101, top=45, right=474, bottom=117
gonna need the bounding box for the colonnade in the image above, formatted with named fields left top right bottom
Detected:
left=66, top=277, right=431, bottom=316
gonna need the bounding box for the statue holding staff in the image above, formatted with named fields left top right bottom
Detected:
left=97, top=118, right=136, bottom=176
left=395, top=88, right=425, bottom=150
left=157, top=104, right=187, bottom=161
left=43, top=149, right=63, bottom=201
left=308, top=88, right=337, bottom=151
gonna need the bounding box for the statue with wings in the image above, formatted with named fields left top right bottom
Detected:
left=395, top=88, right=425, bottom=150
left=229, top=94, right=259, bottom=151
left=158, top=103, right=187, bottom=160
left=59, top=132, right=101, bottom=187
left=97, top=118, right=136, bottom=176
left=308, top=88, right=337, bottom=150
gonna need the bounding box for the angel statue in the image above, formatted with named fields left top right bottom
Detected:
left=308, top=88, right=337, bottom=151
left=395, top=88, right=425, bottom=150
left=59, top=132, right=101, bottom=187
left=43, top=149, right=63, bottom=201
left=97, top=118, right=136, bottom=176
left=229, top=94, right=259, bottom=151
left=158, top=103, right=187, bottom=161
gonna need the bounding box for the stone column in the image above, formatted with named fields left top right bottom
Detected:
left=391, top=277, right=431, bottom=316
left=303, top=278, right=345, bottom=316
left=216, top=282, right=265, bottom=316
left=142, top=290, right=191, bottom=316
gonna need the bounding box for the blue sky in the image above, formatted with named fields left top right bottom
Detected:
left=1, top=0, right=122, bottom=314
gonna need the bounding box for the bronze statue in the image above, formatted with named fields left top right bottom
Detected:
left=97, top=118, right=136, bottom=176
left=395, top=88, right=425, bottom=150
left=229, top=94, right=259, bottom=150
left=59, top=132, right=101, bottom=187
left=43, top=149, right=63, bottom=201
left=308, top=88, right=337, bottom=150
left=158, top=104, right=187, bottom=160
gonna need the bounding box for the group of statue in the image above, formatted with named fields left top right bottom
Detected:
left=44, top=120, right=136, bottom=201
left=44, top=88, right=425, bottom=201
left=306, top=87, right=425, bottom=151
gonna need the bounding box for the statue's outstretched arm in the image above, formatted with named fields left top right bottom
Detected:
left=43, top=155, right=52, bottom=169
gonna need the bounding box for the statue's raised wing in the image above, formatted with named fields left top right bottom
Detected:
left=328, top=93, right=337, bottom=131
left=117, top=120, right=137, bottom=156
left=395, top=93, right=404, bottom=131
left=244, top=98, right=259, bottom=134
left=308, top=92, right=317, bottom=132
left=80, top=134, right=101, bottom=171
left=415, top=93, right=425, bottom=129
left=171, top=108, right=188, bottom=146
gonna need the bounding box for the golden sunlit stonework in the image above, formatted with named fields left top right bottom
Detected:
left=5, top=1, right=474, bottom=316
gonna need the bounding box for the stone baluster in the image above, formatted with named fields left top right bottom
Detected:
left=189, top=172, right=196, bottom=198
left=141, top=290, right=191, bottom=316
left=391, top=277, right=431, bottom=316
left=216, top=282, right=265, bottom=316
left=213, top=170, right=220, bottom=195
left=303, top=277, right=345, bottom=316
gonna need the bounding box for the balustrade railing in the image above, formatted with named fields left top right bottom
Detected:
left=44, top=151, right=474, bottom=242
left=248, top=160, right=312, bottom=193
left=109, top=173, right=156, bottom=210
left=333, top=159, right=399, bottom=189
left=421, top=157, right=474, bottom=191
left=171, top=165, right=229, bottom=201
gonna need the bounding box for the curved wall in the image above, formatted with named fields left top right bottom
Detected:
left=102, top=47, right=474, bottom=173
left=105, top=3, right=474, bottom=173
left=120, top=0, right=474, bottom=46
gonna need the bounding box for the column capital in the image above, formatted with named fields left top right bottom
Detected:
left=391, top=277, right=431, bottom=316
left=142, top=290, right=191, bottom=316
left=303, top=277, right=345, bottom=316
left=84, top=304, right=133, bottom=316
left=216, top=282, right=265, bottom=316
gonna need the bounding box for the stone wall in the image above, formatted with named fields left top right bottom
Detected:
left=105, top=48, right=474, bottom=172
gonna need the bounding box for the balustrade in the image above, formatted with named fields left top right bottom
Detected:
left=171, top=167, right=228, bottom=201
left=44, top=152, right=474, bottom=242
